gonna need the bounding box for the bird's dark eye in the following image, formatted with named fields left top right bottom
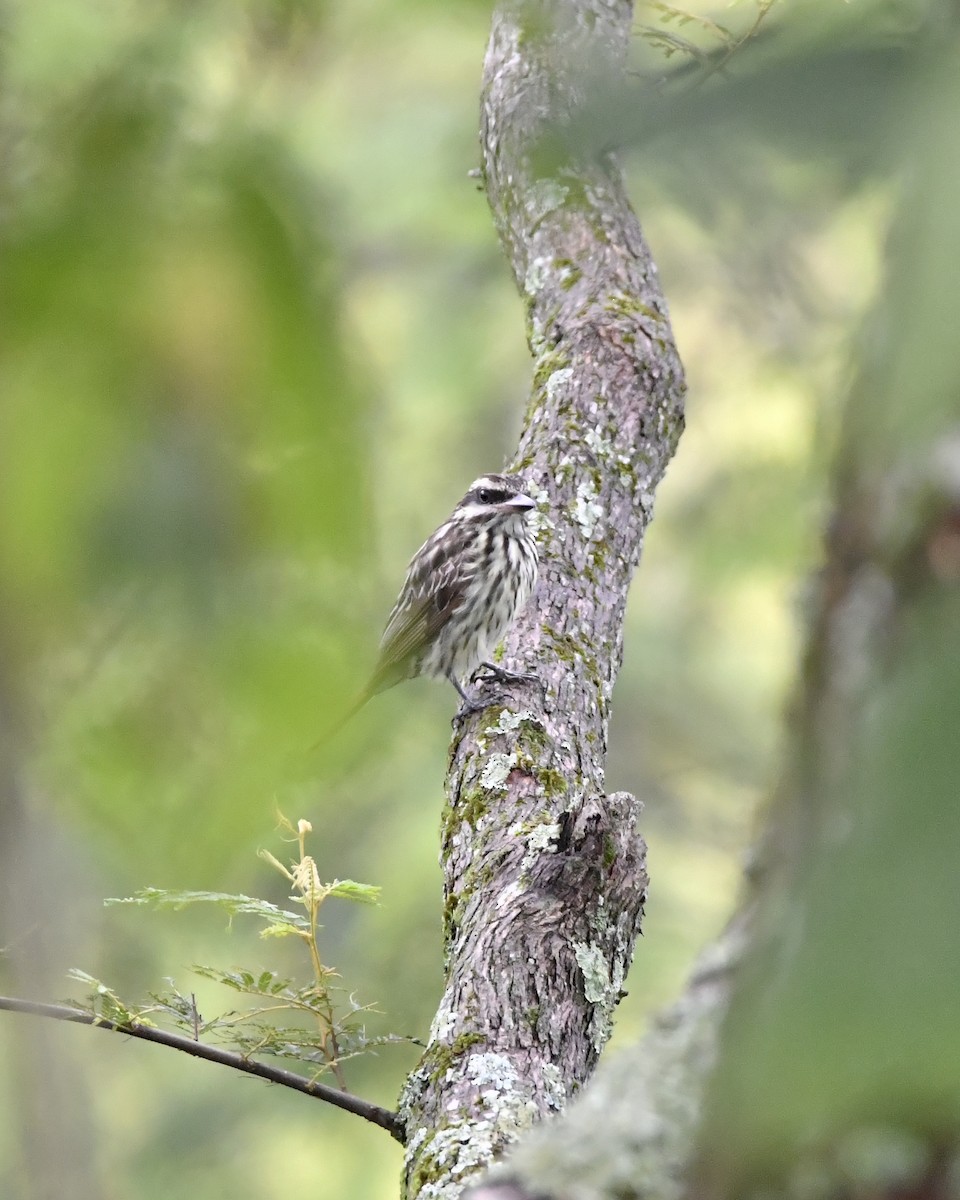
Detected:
left=475, top=486, right=511, bottom=505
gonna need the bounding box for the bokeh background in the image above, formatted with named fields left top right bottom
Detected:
left=0, top=1, right=904, bottom=1197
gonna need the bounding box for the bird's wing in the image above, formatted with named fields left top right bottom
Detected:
left=369, top=520, right=476, bottom=692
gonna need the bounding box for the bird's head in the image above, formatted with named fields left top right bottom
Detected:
left=455, top=474, right=536, bottom=524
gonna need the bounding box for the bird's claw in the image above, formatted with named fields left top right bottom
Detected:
left=452, top=690, right=508, bottom=723
left=475, top=661, right=540, bottom=688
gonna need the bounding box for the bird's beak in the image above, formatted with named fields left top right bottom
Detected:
left=499, top=492, right=536, bottom=512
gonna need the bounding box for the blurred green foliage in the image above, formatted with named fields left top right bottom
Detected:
left=693, top=15, right=960, bottom=1193
left=703, top=592, right=960, bottom=1195
left=0, top=0, right=925, bottom=1197
left=1, top=1, right=373, bottom=876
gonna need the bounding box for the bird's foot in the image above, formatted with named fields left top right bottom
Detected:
left=475, top=661, right=540, bottom=688
left=447, top=670, right=503, bottom=722
left=452, top=689, right=509, bottom=724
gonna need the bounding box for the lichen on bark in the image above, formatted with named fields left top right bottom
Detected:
left=399, top=1, right=686, bottom=1195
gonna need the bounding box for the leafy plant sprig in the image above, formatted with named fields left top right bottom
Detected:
left=65, top=813, right=419, bottom=1090
left=637, top=0, right=777, bottom=78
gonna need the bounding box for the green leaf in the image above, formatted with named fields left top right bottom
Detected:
left=106, top=888, right=311, bottom=931
left=67, top=968, right=142, bottom=1026
left=326, top=879, right=381, bottom=905
left=191, top=964, right=296, bottom=998
left=258, top=922, right=307, bottom=939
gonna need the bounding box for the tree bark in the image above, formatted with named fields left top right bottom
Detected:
left=398, top=2, right=686, bottom=1195
left=444, top=23, right=960, bottom=1200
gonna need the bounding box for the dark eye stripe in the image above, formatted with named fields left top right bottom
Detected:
left=477, top=488, right=510, bottom=504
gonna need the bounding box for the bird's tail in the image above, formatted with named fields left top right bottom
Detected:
left=308, top=685, right=374, bottom=753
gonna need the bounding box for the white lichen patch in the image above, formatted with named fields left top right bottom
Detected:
left=573, top=479, right=604, bottom=540
left=480, top=752, right=516, bottom=792
left=583, top=427, right=613, bottom=459
left=574, top=941, right=611, bottom=1005
left=527, top=482, right=551, bottom=509
left=545, top=366, right=573, bottom=404
left=465, top=1055, right=540, bottom=1134
left=411, top=1123, right=497, bottom=1198
left=405, top=1059, right=544, bottom=1197
left=542, top=1062, right=567, bottom=1111
left=428, top=998, right=457, bottom=1044
left=587, top=893, right=612, bottom=938
left=525, top=484, right=555, bottom=540
left=523, top=254, right=551, bottom=295
left=527, top=821, right=560, bottom=851
left=405, top=1124, right=428, bottom=1159
left=466, top=1052, right=518, bottom=1091
left=520, top=820, right=561, bottom=876
left=491, top=709, right=536, bottom=735
left=410, top=1105, right=539, bottom=1199
left=494, top=1096, right=539, bottom=1135
left=528, top=177, right=568, bottom=224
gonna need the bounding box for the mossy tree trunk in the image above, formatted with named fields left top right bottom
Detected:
left=442, top=27, right=960, bottom=1200
left=397, top=1, right=686, bottom=1196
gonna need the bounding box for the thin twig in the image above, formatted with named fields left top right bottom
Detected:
left=0, top=994, right=405, bottom=1142
left=689, top=0, right=777, bottom=89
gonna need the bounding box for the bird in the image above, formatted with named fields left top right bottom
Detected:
left=342, top=472, right=539, bottom=726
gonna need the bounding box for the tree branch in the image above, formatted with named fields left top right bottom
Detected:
left=398, top=1, right=686, bottom=1195
left=460, top=38, right=960, bottom=1200
left=0, top=994, right=405, bottom=1142
left=462, top=911, right=752, bottom=1200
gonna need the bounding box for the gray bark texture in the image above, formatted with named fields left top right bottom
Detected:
left=461, top=913, right=749, bottom=1200
left=449, top=33, right=960, bottom=1200
left=397, top=2, right=686, bottom=1196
